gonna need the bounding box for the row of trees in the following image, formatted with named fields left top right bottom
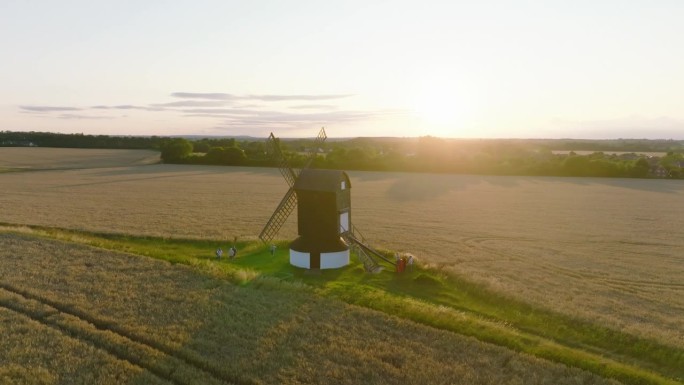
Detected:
left=0, top=131, right=163, bottom=149
left=159, top=138, right=252, bottom=166
left=4, top=131, right=684, bottom=179
left=160, top=136, right=684, bottom=179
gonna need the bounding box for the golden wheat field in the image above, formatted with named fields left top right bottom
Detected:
left=0, top=233, right=620, bottom=385
left=0, top=147, right=159, bottom=170
left=1, top=148, right=683, bottom=350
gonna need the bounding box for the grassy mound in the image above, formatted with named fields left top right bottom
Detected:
left=412, top=273, right=443, bottom=287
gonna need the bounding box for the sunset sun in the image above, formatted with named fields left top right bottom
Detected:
left=411, top=84, right=473, bottom=137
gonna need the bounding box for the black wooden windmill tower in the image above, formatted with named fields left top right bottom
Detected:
left=259, top=128, right=395, bottom=272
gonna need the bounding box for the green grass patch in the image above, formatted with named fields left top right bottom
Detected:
left=2, top=223, right=682, bottom=385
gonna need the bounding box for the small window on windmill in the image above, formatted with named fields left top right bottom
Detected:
left=341, top=181, right=346, bottom=190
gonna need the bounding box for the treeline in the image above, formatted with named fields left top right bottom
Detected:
left=162, top=135, right=684, bottom=179
left=0, top=131, right=162, bottom=149
left=530, top=138, right=684, bottom=153
left=318, top=138, right=683, bottom=178
left=3, top=131, right=684, bottom=178
left=158, top=137, right=271, bottom=166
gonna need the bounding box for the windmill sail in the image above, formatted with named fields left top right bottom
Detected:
left=259, top=128, right=327, bottom=244
left=265, top=133, right=298, bottom=187
left=302, top=127, right=327, bottom=169
left=259, top=187, right=297, bottom=244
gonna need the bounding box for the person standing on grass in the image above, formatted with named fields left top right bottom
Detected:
left=407, top=254, right=414, bottom=272
left=229, top=245, right=237, bottom=260
left=216, top=247, right=223, bottom=261
left=270, top=244, right=276, bottom=256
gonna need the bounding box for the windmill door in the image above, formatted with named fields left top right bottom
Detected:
left=339, top=212, right=349, bottom=234
left=311, top=252, right=320, bottom=269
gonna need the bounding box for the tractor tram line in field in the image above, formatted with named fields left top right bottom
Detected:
left=0, top=288, right=181, bottom=385
left=0, top=282, right=238, bottom=385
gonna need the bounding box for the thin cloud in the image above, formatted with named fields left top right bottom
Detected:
left=171, top=92, right=353, bottom=102
left=151, top=100, right=231, bottom=108
left=17, top=92, right=389, bottom=133
left=181, top=108, right=261, bottom=115
left=186, top=107, right=401, bottom=122
left=183, top=113, right=242, bottom=118
left=91, top=105, right=165, bottom=111
left=246, top=94, right=352, bottom=101
left=20, top=105, right=82, bottom=112
left=184, top=109, right=367, bottom=121
left=112, top=105, right=143, bottom=110
left=207, top=109, right=397, bottom=127
left=289, top=104, right=337, bottom=110
left=196, top=104, right=404, bottom=136
left=171, top=92, right=237, bottom=100
left=58, top=114, right=116, bottom=120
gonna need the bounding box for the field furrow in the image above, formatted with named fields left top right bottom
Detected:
left=0, top=285, right=232, bottom=385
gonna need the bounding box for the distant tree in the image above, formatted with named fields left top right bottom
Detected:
left=223, top=147, right=247, bottom=165
left=160, top=138, right=193, bottom=162
left=660, top=152, right=683, bottom=168
left=242, top=141, right=269, bottom=164
left=205, top=146, right=247, bottom=165
left=588, top=159, right=620, bottom=177
left=346, top=147, right=372, bottom=170
left=562, top=155, right=590, bottom=176
left=376, top=150, right=406, bottom=171
left=324, top=147, right=347, bottom=168
left=629, top=157, right=650, bottom=178
left=192, top=142, right=210, bottom=153
left=204, top=147, right=225, bottom=164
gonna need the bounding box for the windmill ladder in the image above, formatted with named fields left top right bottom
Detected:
left=343, top=229, right=395, bottom=273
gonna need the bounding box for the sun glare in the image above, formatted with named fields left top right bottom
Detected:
left=411, top=83, right=473, bottom=137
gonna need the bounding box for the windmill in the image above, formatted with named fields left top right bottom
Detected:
left=259, top=128, right=395, bottom=272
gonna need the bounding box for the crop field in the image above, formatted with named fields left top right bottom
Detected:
left=1, top=148, right=683, bottom=384
left=0, top=147, right=159, bottom=171
left=1, top=148, right=683, bottom=348
left=0, top=233, right=623, bottom=385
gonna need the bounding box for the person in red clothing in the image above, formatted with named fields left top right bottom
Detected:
left=398, top=255, right=407, bottom=273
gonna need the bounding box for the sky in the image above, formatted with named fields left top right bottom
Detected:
left=1, top=0, right=683, bottom=139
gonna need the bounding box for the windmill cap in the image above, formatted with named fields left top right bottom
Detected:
left=294, top=169, right=351, bottom=192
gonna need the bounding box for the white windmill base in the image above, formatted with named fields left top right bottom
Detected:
left=289, top=249, right=350, bottom=269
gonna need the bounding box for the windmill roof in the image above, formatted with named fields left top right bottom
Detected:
left=294, top=169, right=351, bottom=192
